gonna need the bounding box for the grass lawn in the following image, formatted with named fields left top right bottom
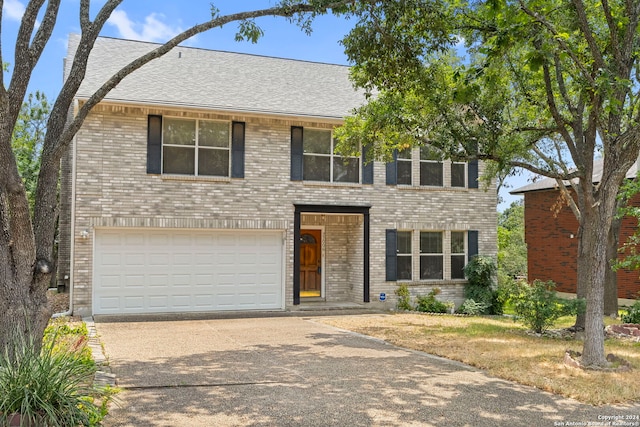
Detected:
left=319, top=313, right=640, bottom=406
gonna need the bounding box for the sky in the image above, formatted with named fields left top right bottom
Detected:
left=1, top=0, right=528, bottom=209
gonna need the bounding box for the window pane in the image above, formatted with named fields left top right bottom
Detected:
left=163, top=118, right=195, bottom=146
left=303, top=155, right=331, bottom=181
left=452, top=163, right=466, bottom=187
left=398, top=148, right=412, bottom=159
left=420, top=256, right=443, bottom=280
left=397, top=256, right=412, bottom=280
left=420, top=232, right=442, bottom=254
left=420, top=146, right=441, bottom=160
left=163, top=146, right=195, bottom=174
left=397, top=231, right=411, bottom=254
left=397, top=160, right=411, bottom=185
left=303, top=129, right=332, bottom=154
left=451, top=231, right=465, bottom=254
left=333, top=157, right=359, bottom=183
left=198, top=148, right=229, bottom=176
left=420, top=162, right=443, bottom=186
left=451, top=255, right=466, bottom=279
left=199, top=121, right=229, bottom=148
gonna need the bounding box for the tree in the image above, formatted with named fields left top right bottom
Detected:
left=335, top=0, right=640, bottom=367
left=497, top=200, right=527, bottom=284
left=11, top=92, right=50, bottom=214
left=0, top=0, right=355, bottom=358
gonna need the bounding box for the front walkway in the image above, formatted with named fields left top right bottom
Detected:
left=96, top=315, right=639, bottom=426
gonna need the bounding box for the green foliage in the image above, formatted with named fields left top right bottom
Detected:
left=235, top=19, right=264, bottom=43
left=11, top=91, right=50, bottom=214
left=0, top=321, right=112, bottom=426
left=463, top=255, right=501, bottom=314
left=615, top=175, right=640, bottom=273
left=395, top=284, right=413, bottom=311
left=415, top=288, right=449, bottom=313
left=497, top=200, right=527, bottom=282
left=621, top=300, right=640, bottom=324
left=464, top=255, right=496, bottom=288
left=458, top=299, right=489, bottom=316
left=509, top=280, right=585, bottom=333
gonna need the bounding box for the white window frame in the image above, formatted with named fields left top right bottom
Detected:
left=450, top=231, right=467, bottom=280
left=396, top=230, right=412, bottom=281
left=396, top=148, right=413, bottom=186
left=303, top=128, right=361, bottom=183
left=419, top=231, right=444, bottom=280
left=161, top=117, right=231, bottom=177
left=451, top=162, right=467, bottom=188
left=419, top=147, right=444, bottom=187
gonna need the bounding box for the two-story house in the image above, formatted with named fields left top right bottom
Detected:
left=57, top=35, right=498, bottom=317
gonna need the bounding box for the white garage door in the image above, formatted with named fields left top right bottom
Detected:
left=93, top=229, right=284, bottom=315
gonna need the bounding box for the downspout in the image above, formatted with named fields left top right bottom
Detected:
left=52, top=100, right=79, bottom=318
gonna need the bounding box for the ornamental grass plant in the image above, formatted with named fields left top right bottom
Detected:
left=0, top=320, right=110, bottom=426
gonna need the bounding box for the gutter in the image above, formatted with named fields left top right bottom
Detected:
left=52, top=100, right=79, bottom=318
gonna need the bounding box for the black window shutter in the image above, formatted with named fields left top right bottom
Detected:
left=231, top=121, right=245, bottom=178
left=386, top=150, right=398, bottom=185
left=468, top=230, right=479, bottom=261
left=291, top=126, right=303, bottom=181
left=468, top=159, right=479, bottom=188
left=147, top=115, right=162, bottom=174
left=362, top=144, right=374, bottom=184
left=385, top=229, right=398, bottom=281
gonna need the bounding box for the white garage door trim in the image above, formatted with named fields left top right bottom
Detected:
left=93, top=228, right=284, bottom=315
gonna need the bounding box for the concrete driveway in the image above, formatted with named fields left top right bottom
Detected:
left=96, top=315, right=639, bottom=426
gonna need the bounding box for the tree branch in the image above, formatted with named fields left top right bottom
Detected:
left=79, top=0, right=91, bottom=30
left=539, top=46, right=578, bottom=153
left=600, top=0, right=623, bottom=71
left=570, top=0, right=606, bottom=70
left=518, top=0, right=596, bottom=86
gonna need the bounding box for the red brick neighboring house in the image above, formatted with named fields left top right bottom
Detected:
left=511, top=161, right=640, bottom=300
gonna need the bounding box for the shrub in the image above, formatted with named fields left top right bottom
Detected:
left=395, top=284, right=413, bottom=311
left=0, top=322, right=112, bottom=426
left=459, top=299, right=489, bottom=316
left=621, top=300, right=640, bottom=324
left=415, top=288, right=449, bottom=313
left=509, top=280, right=585, bottom=333
left=463, top=255, right=502, bottom=314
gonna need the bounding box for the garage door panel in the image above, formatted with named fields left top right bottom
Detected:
left=94, top=229, right=283, bottom=314
left=125, top=275, right=146, bottom=287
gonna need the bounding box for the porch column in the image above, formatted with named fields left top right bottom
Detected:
left=293, top=208, right=301, bottom=305
left=363, top=211, right=370, bottom=303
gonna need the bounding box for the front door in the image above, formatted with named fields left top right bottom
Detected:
left=300, top=229, right=322, bottom=297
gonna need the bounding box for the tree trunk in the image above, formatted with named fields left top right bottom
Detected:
left=574, top=221, right=586, bottom=330
left=604, top=216, right=620, bottom=317
left=577, top=203, right=612, bottom=367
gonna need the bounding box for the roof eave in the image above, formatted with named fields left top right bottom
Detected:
left=75, top=96, right=350, bottom=124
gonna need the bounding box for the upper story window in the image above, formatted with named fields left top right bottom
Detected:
left=162, top=118, right=230, bottom=177
left=147, top=116, right=245, bottom=179
left=396, top=149, right=412, bottom=185
left=419, top=147, right=443, bottom=187
left=302, top=129, right=360, bottom=183
left=451, top=162, right=466, bottom=188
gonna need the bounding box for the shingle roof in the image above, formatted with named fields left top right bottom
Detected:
left=66, top=34, right=366, bottom=120
left=510, top=159, right=639, bottom=194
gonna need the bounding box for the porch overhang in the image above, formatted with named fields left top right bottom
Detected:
left=293, top=204, right=371, bottom=305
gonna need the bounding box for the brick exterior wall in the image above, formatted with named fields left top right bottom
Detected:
left=524, top=189, right=640, bottom=299
left=59, top=103, right=498, bottom=316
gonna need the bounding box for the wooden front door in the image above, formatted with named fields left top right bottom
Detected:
left=300, top=230, right=322, bottom=297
